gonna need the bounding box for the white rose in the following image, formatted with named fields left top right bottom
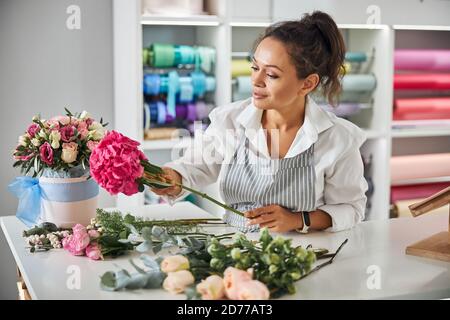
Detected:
left=162, top=270, right=194, bottom=294
left=160, top=255, right=190, bottom=273
left=88, top=121, right=103, bottom=130
left=31, top=138, right=41, bottom=147
left=38, top=130, right=47, bottom=139
left=61, top=142, right=78, bottom=163
left=18, top=135, right=29, bottom=147
left=88, top=128, right=106, bottom=141
left=196, top=275, right=225, bottom=300
left=49, top=130, right=61, bottom=149
left=80, top=110, right=91, bottom=120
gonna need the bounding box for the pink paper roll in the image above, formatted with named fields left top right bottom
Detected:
left=395, top=50, right=450, bottom=71
left=391, top=182, right=450, bottom=202
left=394, top=74, right=450, bottom=90
left=391, top=153, right=450, bottom=184
left=393, top=97, right=450, bottom=120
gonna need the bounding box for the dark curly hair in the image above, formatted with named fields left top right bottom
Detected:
left=253, top=11, right=346, bottom=106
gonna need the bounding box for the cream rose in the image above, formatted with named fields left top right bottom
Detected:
left=160, top=255, right=190, bottom=273
left=162, top=270, right=194, bottom=294
left=61, top=142, right=78, bottom=163
left=49, top=130, right=61, bottom=149
left=237, top=280, right=270, bottom=300
left=223, top=267, right=253, bottom=300
left=196, top=275, right=225, bottom=300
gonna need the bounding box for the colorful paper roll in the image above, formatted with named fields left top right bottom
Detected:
left=345, top=52, right=367, bottom=63
left=394, top=73, right=450, bottom=90
left=143, top=103, right=151, bottom=130
left=342, top=74, right=377, bottom=92
left=143, top=72, right=215, bottom=97
left=393, top=97, right=450, bottom=120
left=232, top=59, right=252, bottom=77
left=186, top=103, right=197, bottom=122
left=390, top=153, right=450, bottom=184
left=391, top=182, right=450, bottom=202
left=394, top=50, right=450, bottom=71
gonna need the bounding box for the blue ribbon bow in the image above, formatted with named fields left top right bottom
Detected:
left=8, top=177, right=42, bottom=227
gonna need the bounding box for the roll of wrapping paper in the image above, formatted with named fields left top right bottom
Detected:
left=342, top=74, right=377, bottom=92
left=394, top=50, right=450, bottom=71
left=394, top=198, right=450, bottom=218
left=176, top=104, right=187, bottom=119
left=143, top=74, right=161, bottom=95
left=143, top=103, right=151, bottom=130
left=235, top=76, right=252, bottom=95
left=149, top=44, right=215, bottom=72
left=142, top=48, right=150, bottom=66
left=186, top=103, right=197, bottom=122
left=144, top=72, right=214, bottom=96
left=345, top=52, right=367, bottom=63
left=391, top=182, right=450, bottom=202
left=320, top=103, right=363, bottom=117
left=393, top=97, right=450, bottom=120
left=390, top=153, right=450, bottom=184
left=188, top=123, right=208, bottom=134
left=144, top=128, right=180, bottom=140
left=231, top=59, right=252, bottom=77
left=195, top=101, right=209, bottom=120
left=394, top=73, right=450, bottom=90
left=178, top=77, right=194, bottom=103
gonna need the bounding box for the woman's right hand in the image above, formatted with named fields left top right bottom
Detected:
left=150, top=167, right=183, bottom=197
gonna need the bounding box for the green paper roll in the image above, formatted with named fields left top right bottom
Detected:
left=150, top=43, right=175, bottom=68
left=345, top=52, right=367, bottom=63
left=342, top=74, right=376, bottom=92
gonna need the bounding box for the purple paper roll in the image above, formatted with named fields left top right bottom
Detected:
left=187, top=103, right=197, bottom=122
left=176, top=104, right=187, bottom=119
left=195, top=101, right=209, bottom=120
left=320, top=103, right=362, bottom=117
left=395, top=50, right=450, bottom=71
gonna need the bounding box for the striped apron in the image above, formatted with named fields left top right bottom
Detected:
left=220, top=135, right=316, bottom=232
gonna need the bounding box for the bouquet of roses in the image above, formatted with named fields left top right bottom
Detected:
left=89, top=130, right=244, bottom=217
left=13, top=108, right=108, bottom=177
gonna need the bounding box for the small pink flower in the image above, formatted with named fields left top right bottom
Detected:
left=77, top=121, right=89, bottom=140
left=88, top=229, right=100, bottom=238
left=50, top=115, right=71, bottom=125
left=89, top=130, right=147, bottom=196
left=85, top=118, right=94, bottom=127
left=59, top=125, right=76, bottom=143
left=86, top=243, right=103, bottom=260
left=27, top=123, right=40, bottom=138
left=39, top=142, right=53, bottom=165
left=86, top=140, right=99, bottom=151
left=14, top=154, right=33, bottom=161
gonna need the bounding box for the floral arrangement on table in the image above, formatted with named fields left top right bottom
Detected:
left=13, top=108, right=107, bottom=177
left=22, top=208, right=348, bottom=299
left=9, top=108, right=108, bottom=228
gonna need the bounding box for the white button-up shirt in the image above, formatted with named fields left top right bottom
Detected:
left=165, top=97, right=368, bottom=232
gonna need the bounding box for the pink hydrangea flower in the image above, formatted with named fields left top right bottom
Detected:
left=39, top=142, right=53, bottom=165
left=62, top=224, right=90, bottom=256
left=89, top=130, right=147, bottom=196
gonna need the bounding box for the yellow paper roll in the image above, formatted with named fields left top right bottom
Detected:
left=231, top=59, right=252, bottom=77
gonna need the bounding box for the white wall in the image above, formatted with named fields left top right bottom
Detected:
left=0, top=0, right=114, bottom=299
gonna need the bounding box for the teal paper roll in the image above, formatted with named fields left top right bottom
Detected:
left=342, top=74, right=376, bottom=92
left=345, top=52, right=367, bottom=63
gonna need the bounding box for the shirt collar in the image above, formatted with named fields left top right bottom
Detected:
left=236, top=96, right=334, bottom=157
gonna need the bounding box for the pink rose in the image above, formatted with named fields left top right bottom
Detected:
left=89, top=130, right=147, bottom=196
left=86, top=140, right=99, bottom=152
left=39, top=142, right=53, bottom=165
left=85, top=118, right=93, bottom=127
left=88, top=229, right=100, bottom=238
left=162, top=270, right=195, bottom=294
left=14, top=154, right=33, bottom=161
left=27, top=123, right=40, bottom=138
left=77, top=121, right=89, bottom=140
left=50, top=115, right=71, bottom=125
left=86, top=243, right=103, bottom=260
left=59, top=125, right=76, bottom=143
left=196, top=275, right=225, bottom=300
left=223, top=267, right=253, bottom=300
left=236, top=280, right=270, bottom=300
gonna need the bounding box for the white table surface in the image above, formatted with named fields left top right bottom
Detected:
left=2, top=201, right=450, bottom=300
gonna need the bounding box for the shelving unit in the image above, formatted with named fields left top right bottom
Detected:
left=112, top=0, right=449, bottom=222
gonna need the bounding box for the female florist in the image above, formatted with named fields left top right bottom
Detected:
left=6, top=109, right=345, bottom=300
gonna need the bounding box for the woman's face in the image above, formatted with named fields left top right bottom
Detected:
left=251, top=37, right=313, bottom=110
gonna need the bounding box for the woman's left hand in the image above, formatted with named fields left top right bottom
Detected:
left=244, top=205, right=302, bottom=233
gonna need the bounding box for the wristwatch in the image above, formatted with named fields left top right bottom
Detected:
left=297, top=211, right=311, bottom=234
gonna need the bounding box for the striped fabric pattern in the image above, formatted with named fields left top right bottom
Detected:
left=221, top=137, right=316, bottom=232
